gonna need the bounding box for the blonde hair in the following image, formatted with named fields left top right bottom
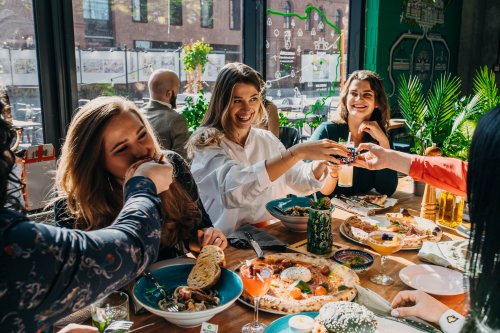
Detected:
left=56, top=96, right=200, bottom=245
left=186, top=63, right=266, bottom=158
left=335, top=70, right=390, bottom=136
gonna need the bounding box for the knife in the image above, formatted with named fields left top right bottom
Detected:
left=339, top=194, right=384, bottom=209
left=244, top=231, right=264, bottom=259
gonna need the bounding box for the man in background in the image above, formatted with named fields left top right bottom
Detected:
left=141, top=69, right=189, bottom=158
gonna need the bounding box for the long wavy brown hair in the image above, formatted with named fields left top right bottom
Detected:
left=186, top=63, right=266, bottom=157
left=56, top=96, right=200, bottom=246
left=335, top=70, right=390, bottom=141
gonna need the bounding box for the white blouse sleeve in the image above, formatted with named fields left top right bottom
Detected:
left=191, top=147, right=273, bottom=209
left=283, top=158, right=327, bottom=195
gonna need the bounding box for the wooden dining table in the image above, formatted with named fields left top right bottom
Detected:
left=122, top=176, right=469, bottom=332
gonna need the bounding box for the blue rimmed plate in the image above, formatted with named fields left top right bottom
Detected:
left=265, top=311, right=441, bottom=333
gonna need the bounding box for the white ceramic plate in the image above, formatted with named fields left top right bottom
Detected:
left=399, top=264, right=466, bottom=296
left=339, top=218, right=420, bottom=251
left=436, top=222, right=471, bottom=238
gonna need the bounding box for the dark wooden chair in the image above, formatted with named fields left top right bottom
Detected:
left=279, top=126, right=300, bottom=149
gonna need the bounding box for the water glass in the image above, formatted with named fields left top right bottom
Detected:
left=91, top=291, right=129, bottom=333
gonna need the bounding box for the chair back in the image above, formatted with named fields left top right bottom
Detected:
left=279, top=126, right=300, bottom=149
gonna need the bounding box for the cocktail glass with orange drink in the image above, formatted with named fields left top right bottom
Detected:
left=367, top=231, right=403, bottom=285
left=240, top=263, right=273, bottom=333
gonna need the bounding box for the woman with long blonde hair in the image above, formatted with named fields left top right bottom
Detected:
left=186, top=63, right=351, bottom=235
left=56, top=96, right=226, bottom=259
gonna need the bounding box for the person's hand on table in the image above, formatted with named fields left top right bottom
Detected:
left=390, top=290, right=449, bottom=324
left=58, top=323, right=98, bottom=333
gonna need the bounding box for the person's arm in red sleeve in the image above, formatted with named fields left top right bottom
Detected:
left=409, top=156, right=467, bottom=197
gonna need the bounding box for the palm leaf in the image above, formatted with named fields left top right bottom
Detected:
left=473, top=66, right=499, bottom=111
left=426, top=73, right=461, bottom=144
left=451, top=94, right=482, bottom=133
left=398, top=75, right=426, bottom=132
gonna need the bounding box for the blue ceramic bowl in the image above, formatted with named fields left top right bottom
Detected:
left=133, top=263, right=243, bottom=327
left=332, top=249, right=374, bottom=273
left=266, top=197, right=313, bottom=232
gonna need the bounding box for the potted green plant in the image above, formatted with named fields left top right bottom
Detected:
left=398, top=67, right=499, bottom=194
left=398, top=66, right=499, bottom=158
left=181, top=89, right=209, bottom=135
left=182, top=39, right=213, bottom=93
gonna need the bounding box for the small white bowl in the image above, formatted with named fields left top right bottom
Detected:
left=288, top=314, right=315, bottom=333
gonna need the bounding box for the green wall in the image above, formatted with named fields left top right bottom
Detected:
left=364, top=0, right=463, bottom=108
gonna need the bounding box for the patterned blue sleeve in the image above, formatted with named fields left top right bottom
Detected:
left=0, top=176, right=164, bottom=332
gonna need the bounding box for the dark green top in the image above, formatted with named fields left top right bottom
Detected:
left=310, top=121, right=398, bottom=196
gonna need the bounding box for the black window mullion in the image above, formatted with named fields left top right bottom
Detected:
left=347, top=0, right=365, bottom=74
left=243, top=0, right=265, bottom=75
left=33, top=0, right=78, bottom=152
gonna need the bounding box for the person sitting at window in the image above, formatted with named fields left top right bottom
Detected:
left=186, top=62, right=351, bottom=235
left=309, top=70, right=398, bottom=196
left=55, top=96, right=227, bottom=260
left=0, top=116, right=171, bottom=332
left=352, top=106, right=500, bottom=333
left=140, top=69, right=190, bottom=159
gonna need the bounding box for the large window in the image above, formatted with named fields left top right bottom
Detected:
left=72, top=0, right=242, bottom=103
left=132, top=0, right=148, bottom=23
left=265, top=0, right=350, bottom=126
left=229, top=0, right=241, bottom=31
left=0, top=1, right=43, bottom=148
left=200, top=0, right=213, bottom=28
left=83, top=0, right=110, bottom=20
left=170, top=0, right=183, bottom=26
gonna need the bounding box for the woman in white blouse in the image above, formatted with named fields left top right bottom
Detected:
left=187, top=63, right=350, bottom=235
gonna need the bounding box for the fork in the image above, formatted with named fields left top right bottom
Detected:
left=142, top=270, right=179, bottom=312
left=103, top=320, right=134, bottom=332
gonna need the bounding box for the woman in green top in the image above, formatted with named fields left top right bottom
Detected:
left=310, top=70, right=398, bottom=196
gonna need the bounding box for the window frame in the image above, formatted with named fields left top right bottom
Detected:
left=229, top=0, right=241, bottom=31
left=200, top=0, right=214, bottom=29
left=132, top=0, right=148, bottom=23
left=170, top=0, right=183, bottom=26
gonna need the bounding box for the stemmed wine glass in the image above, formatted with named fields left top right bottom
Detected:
left=240, top=263, right=273, bottom=333
left=367, top=231, right=403, bottom=285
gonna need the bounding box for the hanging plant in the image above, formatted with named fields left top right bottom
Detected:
left=182, top=39, right=213, bottom=93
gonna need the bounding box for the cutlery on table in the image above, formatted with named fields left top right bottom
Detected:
left=142, top=269, right=178, bottom=312
left=339, top=194, right=384, bottom=208
left=103, top=320, right=134, bottom=333
left=244, top=231, right=264, bottom=259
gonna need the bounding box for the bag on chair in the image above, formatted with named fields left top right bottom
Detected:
left=21, top=144, right=56, bottom=211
